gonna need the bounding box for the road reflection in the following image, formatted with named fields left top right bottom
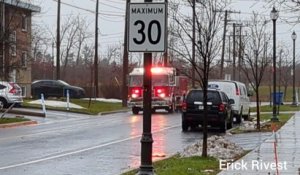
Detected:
left=152, top=114, right=167, bottom=161
left=127, top=112, right=169, bottom=169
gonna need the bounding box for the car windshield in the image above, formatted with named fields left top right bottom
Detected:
left=186, top=90, right=221, bottom=104
left=58, top=80, right=70, bottom=86
left=129, top=75, right=169, bottom=86
left=152, top=75, right=168, bottom=86
left=129, top=75, right=143, bottom=86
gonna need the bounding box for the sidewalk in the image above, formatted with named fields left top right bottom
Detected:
left=218, top=112, right=300, bottom=175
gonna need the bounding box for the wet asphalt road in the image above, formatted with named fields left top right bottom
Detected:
left=0, top=109, right=271, bottom=175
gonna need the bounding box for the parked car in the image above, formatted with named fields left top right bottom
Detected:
left=208, top=80, right=252, bottom=123
left=0, top=81, right=23, bottom=109
left=181, top=89, right=234, bottom=132
left=31, top=80, right=85, bottom=99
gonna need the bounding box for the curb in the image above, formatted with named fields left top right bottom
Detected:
left=0, top=120, right=38, bottom=128
left=100, top=109, right=130, bottom=116
left=0, top=109, right=45, bottom=117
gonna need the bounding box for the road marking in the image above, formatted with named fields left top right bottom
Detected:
left=0, top=124, right=180, bottom=170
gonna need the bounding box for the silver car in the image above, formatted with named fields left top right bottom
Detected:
left=0, top=81, right=23, bottom=109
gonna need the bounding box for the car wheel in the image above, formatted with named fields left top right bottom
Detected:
left=0, top=98, right=7, bottom=109
left=182, top=121, right=189, bottom=132
left=242, top=108, right=250, bottom=121
left=190, top=124, right=198, bottom=130
left=235, top=107, right=243, bottom=124
left=227, top=112, right=233, bottom=129
left=132, top=107, right=139, bottom=115
left=220, top=120, right=227, bottom=133
left=151, top=108, right=156, bottom=113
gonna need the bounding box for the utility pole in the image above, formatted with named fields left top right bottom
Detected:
left=216, top=10, right=240, bottom=79
left=192, top=0, right=195, bottom=87
left=220, top=10, right=228, bottom=79
left=122, top=0, right=129, bottom=107
left=232, top=23, right=236, bottom=81
left=56, top=0, right=61, bottom=80
left=228, top=23, right=245, bottom=81
left=163, top=0, right=168, bottom=66
left=94, top=0, right=99, bottom=97
left=238, top=25, right=242, bottom=81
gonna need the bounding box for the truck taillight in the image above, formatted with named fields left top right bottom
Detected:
left=131, top=88, right=142, bottom=98
left=218, top=103, right=225, bottom=112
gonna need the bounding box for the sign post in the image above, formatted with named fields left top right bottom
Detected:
left=128, top=1, right=166, bottom=174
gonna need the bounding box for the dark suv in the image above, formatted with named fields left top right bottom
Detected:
left=181, top=89, right=234, bottom=132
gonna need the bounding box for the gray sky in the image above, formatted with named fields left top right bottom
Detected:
left=31, top=0, right=300, bottom=61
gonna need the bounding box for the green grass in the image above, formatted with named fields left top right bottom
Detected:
left=0, top=117, right=30, bottom=124
left=122, top=155, right=220, bottom=175
left=22, top=98, right=128, bottom=115
left=250, top=86, right=298, bottom=102
left=250, top=104, right=300, bottom=112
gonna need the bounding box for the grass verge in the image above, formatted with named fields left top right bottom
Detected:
left=22, top=98, right=128, bottom=115
left=122, top=155, right=220, bottom=175
left=230, top=113, right=293, bottom=134
left=250, top=104, right=300, bottom=112
left=122, top=150, right=251, bottom=175
left=0, top=117, right=30, bottom=124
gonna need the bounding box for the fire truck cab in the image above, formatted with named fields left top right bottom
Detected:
left=127, top=66, right=188, bottom=114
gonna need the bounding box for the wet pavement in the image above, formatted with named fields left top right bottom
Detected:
left=218, top=112, right=300, bottom=175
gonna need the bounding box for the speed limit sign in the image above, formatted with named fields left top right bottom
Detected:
left=128, top=3, right=167, bottom=52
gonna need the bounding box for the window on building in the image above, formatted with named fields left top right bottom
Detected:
left=10, top=44, right=16, bottom=56
left=21, top=51, right=27, bottom=67
left=9, top=31, right=16, bottom=42
left=21, top=15, right=27, bottom=31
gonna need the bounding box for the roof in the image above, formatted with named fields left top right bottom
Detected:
left=3, top=0, right=41, bottom=12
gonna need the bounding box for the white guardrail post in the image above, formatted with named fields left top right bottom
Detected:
left=41, top=93, right=47, bottom=116
left=66, top=89, right=70, bottom=111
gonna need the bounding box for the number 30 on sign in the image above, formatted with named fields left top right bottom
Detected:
left=128, top=3, right=167, bottom=52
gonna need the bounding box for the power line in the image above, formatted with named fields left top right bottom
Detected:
left=52, top=0, right=125, bottom=17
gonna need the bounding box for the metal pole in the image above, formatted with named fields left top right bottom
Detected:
left=138, top=2, right=154, bottom=174
left=138, top=53, right=154, bottom=174
left=292, top=34, right=297, bottom=105
left=271, top=18, right=278, bottom=122
left=192, top=0, right=195, bottom=87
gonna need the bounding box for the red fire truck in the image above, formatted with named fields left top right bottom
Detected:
left=127, top=66, right=189, bottom=114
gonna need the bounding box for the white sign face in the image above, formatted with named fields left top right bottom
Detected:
left=128, top=3, right=166, bottom=52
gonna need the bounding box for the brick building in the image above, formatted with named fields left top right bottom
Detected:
left=0, top=0, right=40, bottom=97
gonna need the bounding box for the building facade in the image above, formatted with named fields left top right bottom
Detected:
left=0, top=0, right=40, bottom=97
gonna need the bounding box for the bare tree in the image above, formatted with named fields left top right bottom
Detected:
left=170, top=0, right=228, bottom=157
left=276, top=45, right=292, bottom=102
left=241, top=13, right=272, bottom=130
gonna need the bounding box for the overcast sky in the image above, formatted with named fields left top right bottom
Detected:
left=30, top=0, right=300, bottom=61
